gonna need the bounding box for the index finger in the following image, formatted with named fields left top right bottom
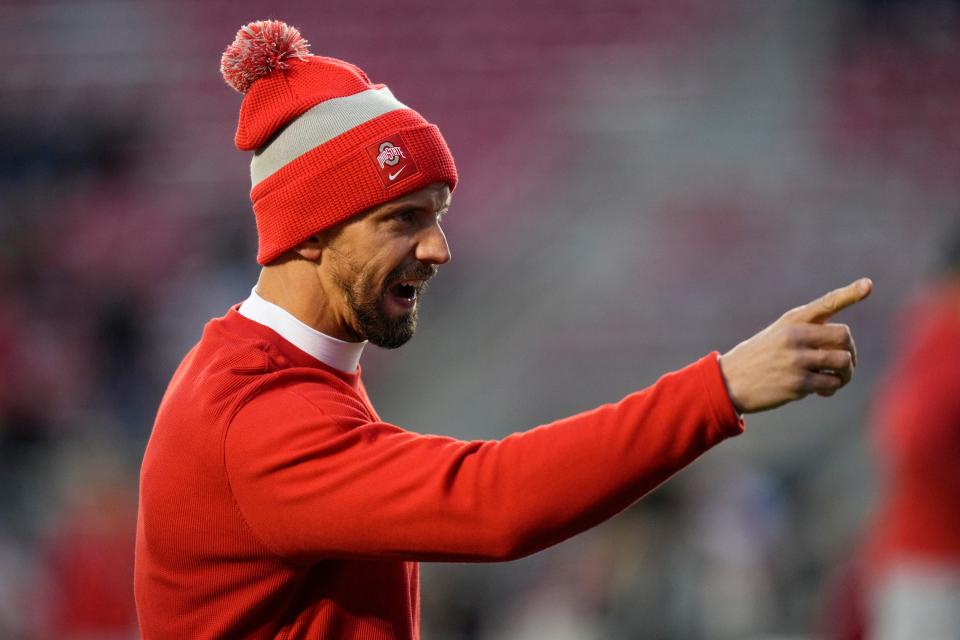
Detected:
left=788, top=278, right=873, bottom=324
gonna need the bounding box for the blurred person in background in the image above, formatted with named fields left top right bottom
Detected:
left=862, top=220, right=960, bottom=640
left=135, top=18, right=873, bottom=640
left=33, top=438, right=138, bottom=640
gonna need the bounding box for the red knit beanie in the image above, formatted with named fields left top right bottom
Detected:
left=220, top=20, right=458, bottom=265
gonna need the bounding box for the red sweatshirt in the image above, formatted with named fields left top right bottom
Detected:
left=866, top=283, right=960, bottom=576
left=135, top=306, right=743, bottom=639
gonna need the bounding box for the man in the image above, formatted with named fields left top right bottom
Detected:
left=134, top=20, right=871, bottom=639
left=861, top=223, right=960, bottom=640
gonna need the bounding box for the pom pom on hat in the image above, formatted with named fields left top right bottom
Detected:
left=220, top=20, right=310, bottom=94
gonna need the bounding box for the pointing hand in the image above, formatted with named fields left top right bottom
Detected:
left=718, top=278, right=873, bottom=414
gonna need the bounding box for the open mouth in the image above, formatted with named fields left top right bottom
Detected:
left=389, top=282, right=417, bottom=301
left=385, top=280, right=421, bottom=310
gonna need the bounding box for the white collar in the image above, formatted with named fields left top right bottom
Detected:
left=238, top=287, right=366, bottom=374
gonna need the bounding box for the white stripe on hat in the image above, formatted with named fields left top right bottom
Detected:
left=250, top=86, right=409, bottom=187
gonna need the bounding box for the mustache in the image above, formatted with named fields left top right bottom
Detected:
left=385, top=262, right=438, bottom=286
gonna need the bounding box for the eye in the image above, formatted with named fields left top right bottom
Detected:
left=394, top=209, right=418, bottom=225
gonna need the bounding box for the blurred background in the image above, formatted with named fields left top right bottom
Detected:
left=1, top=0, right=959, bottom=638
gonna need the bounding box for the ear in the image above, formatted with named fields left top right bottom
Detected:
left=292, top=235, right=324, bottom=262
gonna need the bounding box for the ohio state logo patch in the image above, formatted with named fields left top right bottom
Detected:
left=366, top=134, right=420, bottom=188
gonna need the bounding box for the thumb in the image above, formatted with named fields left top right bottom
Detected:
left=786, top=278, right=873, bottom=324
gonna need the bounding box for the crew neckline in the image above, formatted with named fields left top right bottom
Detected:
left=237, top=287, right=366, bottom=374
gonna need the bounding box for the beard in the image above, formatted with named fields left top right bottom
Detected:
left=334, top=260, right=437, bottom=349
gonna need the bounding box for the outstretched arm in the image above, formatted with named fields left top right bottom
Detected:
left=225, top=355, right=742, bottom=563
left=224, top=279, right=872, bottom=563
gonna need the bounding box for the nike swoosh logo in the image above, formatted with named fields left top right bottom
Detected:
left=388, top=166, right=406, bottom=181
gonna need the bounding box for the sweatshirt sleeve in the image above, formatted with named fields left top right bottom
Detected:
left=223, top=352, right=743, bottom=564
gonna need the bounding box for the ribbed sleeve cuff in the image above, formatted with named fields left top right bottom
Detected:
left=697, top=351, right=745, bottom=439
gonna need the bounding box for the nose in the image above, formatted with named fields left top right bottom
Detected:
left=415, top=222, right=451, bottom=266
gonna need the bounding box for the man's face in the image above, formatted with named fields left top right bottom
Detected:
left=319, top=183, right=452, bottom=349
